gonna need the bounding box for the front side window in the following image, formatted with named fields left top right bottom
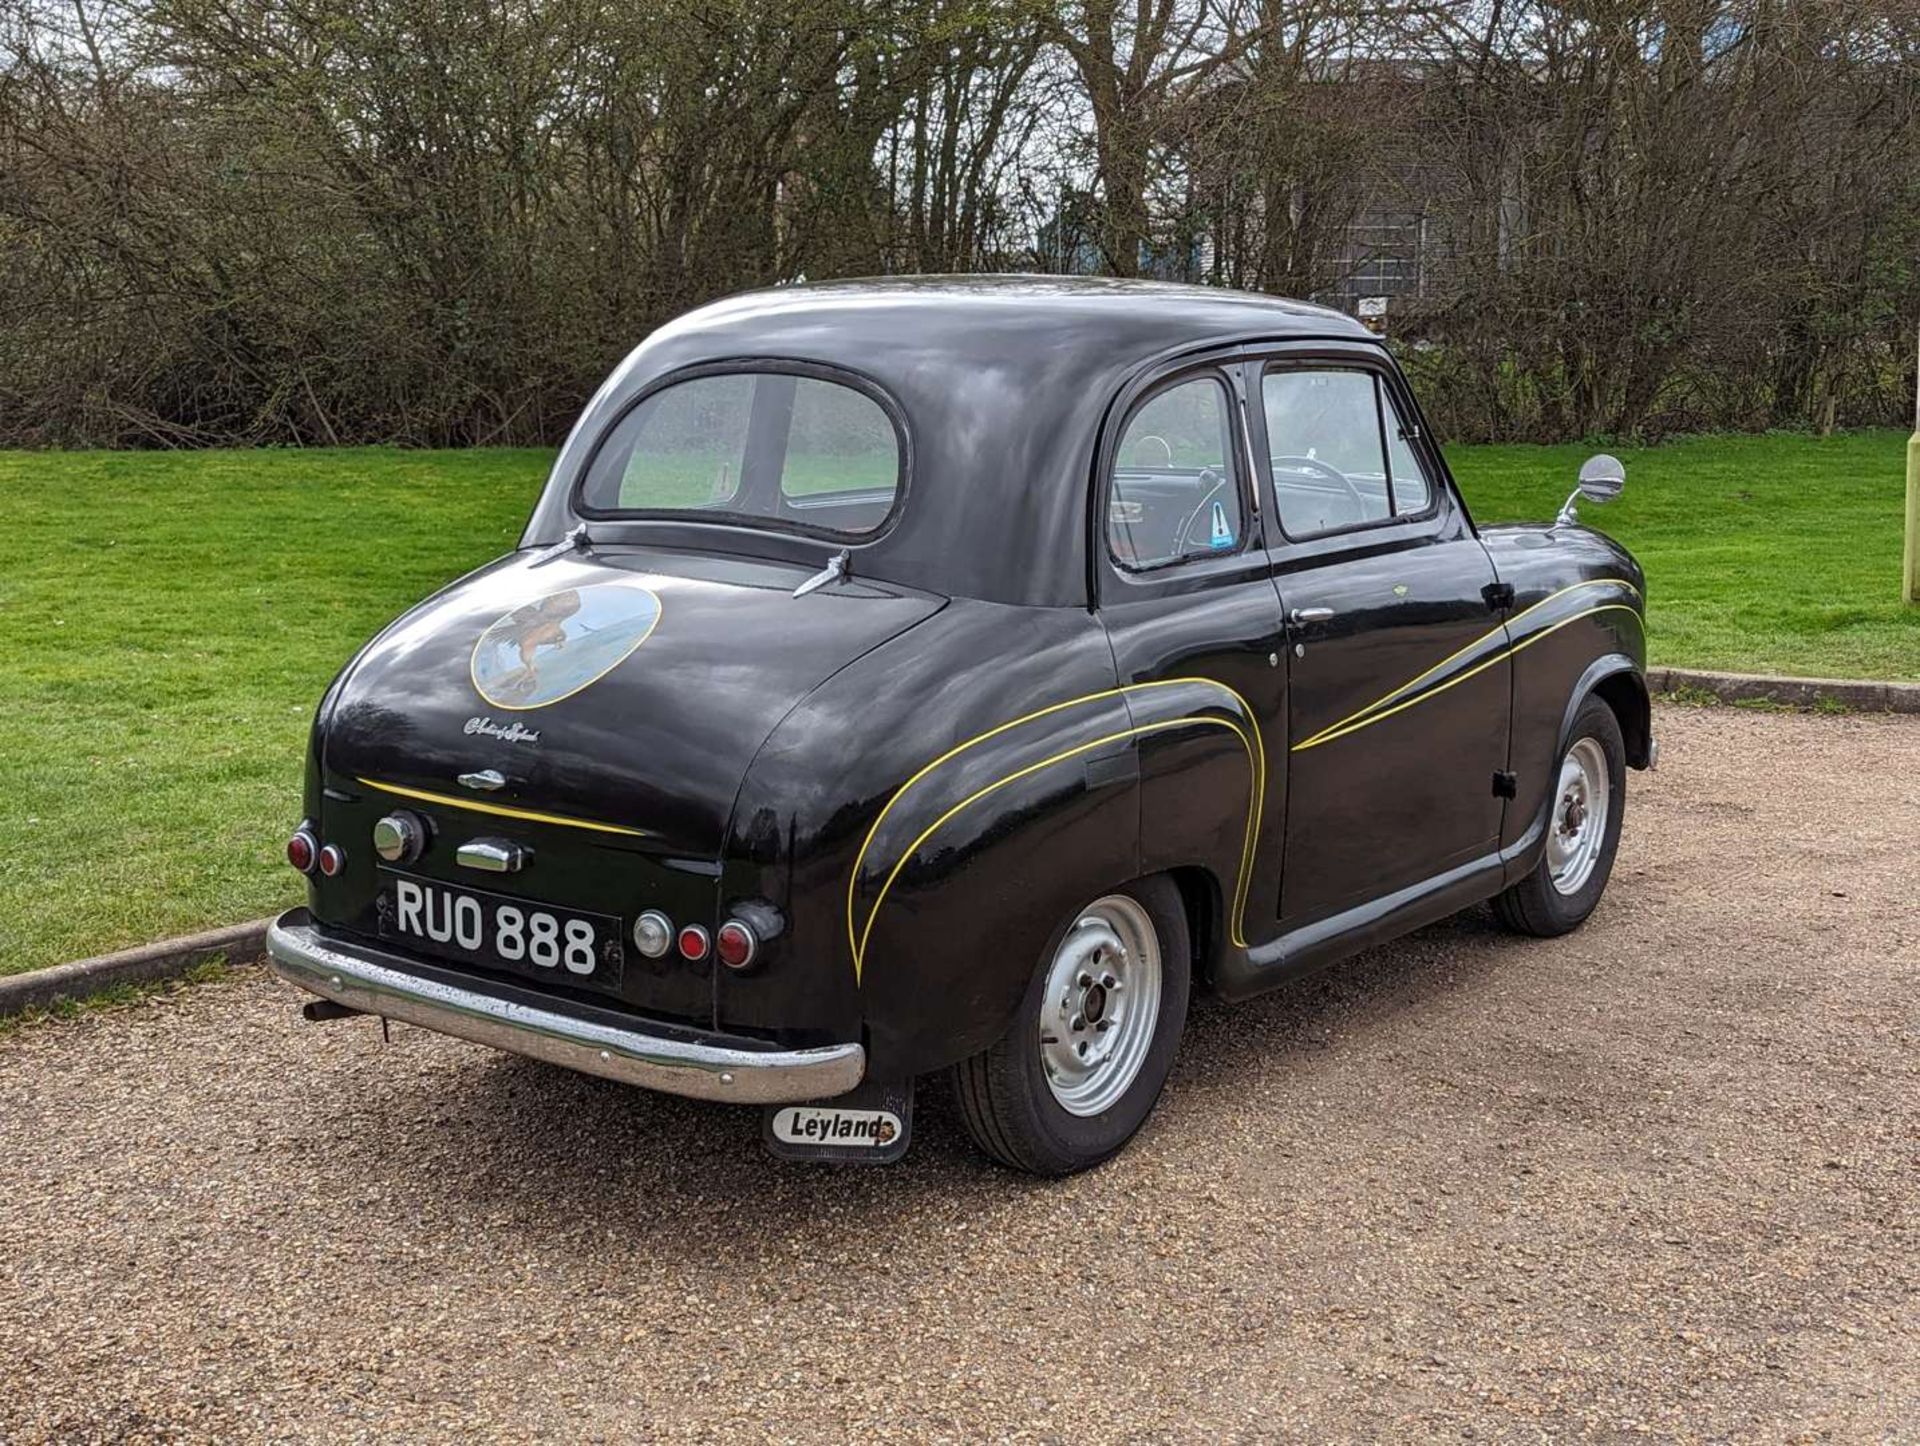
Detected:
left=578, top=370, right=903, bottom=538
left=1262, top=368, right=1432, bottom=538
left=1108, top=375, right=1245, bottom=570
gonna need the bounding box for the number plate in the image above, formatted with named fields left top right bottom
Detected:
left=376, top=870, right=624, bottom=992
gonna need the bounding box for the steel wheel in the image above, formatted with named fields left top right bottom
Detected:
left=1038, top=894, right=1163, bottom=1117
left=1547, top=737, right=1610, bottom=896
left=952, top=875, right=1191, bottom=1174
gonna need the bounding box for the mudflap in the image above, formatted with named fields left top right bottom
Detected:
left=761, top=1076, right=914, bottom=1166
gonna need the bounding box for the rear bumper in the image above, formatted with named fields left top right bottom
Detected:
left=264, top=909, right=865, bottom=1104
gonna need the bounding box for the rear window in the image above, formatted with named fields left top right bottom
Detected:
left=578, top=369, right=904, bottom=538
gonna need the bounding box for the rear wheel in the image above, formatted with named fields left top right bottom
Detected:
left=1492, top=695, right=1626, bottom=937
left=950, top=875, right=1190, bottom=1176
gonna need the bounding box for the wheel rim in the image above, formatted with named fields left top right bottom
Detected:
left=1038, top=894, right=1163, bottom=1117
left=1546, top=737, right=1610, bottom=896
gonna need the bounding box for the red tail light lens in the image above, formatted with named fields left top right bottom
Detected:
left=677, top=924, right=711, bottom=961
left=317, top=843, right=346, bottom=878
left=286, top=828, right=317, bottom=874
left=715, top=920, right=758, bottom=970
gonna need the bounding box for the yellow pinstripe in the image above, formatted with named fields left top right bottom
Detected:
left=1292, top=602, right=1645, bottom=752
left=355, top=777, right=652, bottom=839
left=1291, top=578, right=1641, bottom=751
left=850, top=716, right=1259, bottom=984
left=847, top=676, right=1267, bottom=984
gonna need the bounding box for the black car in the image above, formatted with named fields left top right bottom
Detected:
left=267, top=277, right=1653, bottom=1174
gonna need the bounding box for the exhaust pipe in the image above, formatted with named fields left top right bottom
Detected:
left=301, top=998, right=363, bottom=1023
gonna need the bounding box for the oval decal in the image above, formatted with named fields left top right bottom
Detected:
left=470, top=580, right=661, bottom=710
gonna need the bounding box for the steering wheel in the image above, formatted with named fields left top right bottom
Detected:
left=1270, top=453, right=1369, bottom=511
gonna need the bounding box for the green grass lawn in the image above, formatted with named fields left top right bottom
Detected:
left=1, top=432, right=1914, bottom=974
left=0, top=448, right=546, bottom=975
left=1452, top=431, right=1919, bottom=682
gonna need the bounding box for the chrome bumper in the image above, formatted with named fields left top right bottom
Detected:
left=264, top=911, right=865, bottom=1104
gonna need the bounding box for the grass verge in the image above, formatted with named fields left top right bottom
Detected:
left=0, top=958, right=233, bottom=1036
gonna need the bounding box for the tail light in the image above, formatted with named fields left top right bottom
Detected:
left=715, top=920, right=758, bottom=970
left=317, top=843, right=346, bottom=878
left=286, top=826, right=318, bottom=874
left=677, top=924, right=711, bottom=962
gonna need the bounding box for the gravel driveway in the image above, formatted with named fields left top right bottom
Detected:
left=2, top=704, right=1915, bottom=1443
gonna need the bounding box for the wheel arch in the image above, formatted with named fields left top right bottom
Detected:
left=1502, top=653, right=1645, bottom=890
left=845, top=692, right=1145, bottom=1077
left=856, top=716, right=1248, bottom=1077
left=1166, top=863, right=1226, bottom=992
left=1576, top=657, right=1652, bottom=770
left=831, top=667, right=1263, bottom=1077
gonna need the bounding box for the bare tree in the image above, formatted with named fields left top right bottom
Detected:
left=1046, top=0, right=1254, bottom=274
left=0, top=0, right=1914, bottom=446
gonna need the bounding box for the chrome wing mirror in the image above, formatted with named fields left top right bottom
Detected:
left=1557, top=453, right=1625, bottom=527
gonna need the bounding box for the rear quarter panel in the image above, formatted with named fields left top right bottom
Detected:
left=724, top=601, right=1127, bottom=1074
left=725, top=601, right=1266, bottom=1079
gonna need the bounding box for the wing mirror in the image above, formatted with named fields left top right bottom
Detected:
left=1557, top=453, right=1625, bottom=527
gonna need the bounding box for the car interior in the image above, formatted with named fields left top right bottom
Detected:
left=588, top=370, right=904, bottom=537
left=1107, top=366, right=1437, bottom=567
left=1110, top=445, right=1242, bottom=568
left=1263, top=367, right=1431, bottom=538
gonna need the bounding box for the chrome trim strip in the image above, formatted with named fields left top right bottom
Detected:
left=265, top=912, right=864, bottom=1105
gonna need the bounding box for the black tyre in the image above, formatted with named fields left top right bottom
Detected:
left=1492, top=695, right=1627, bottom=937
left=950, top=875, right=1191, bottom=1176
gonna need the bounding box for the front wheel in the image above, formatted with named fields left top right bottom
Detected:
left=1492, top=695, right=1627, bottom=937
left=950, top=876, right=1191, bottom=1176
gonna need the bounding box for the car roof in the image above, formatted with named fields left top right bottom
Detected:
left=525, top=276, right=1380, bottom=607
left=652, top=273, right=1370, bottom=353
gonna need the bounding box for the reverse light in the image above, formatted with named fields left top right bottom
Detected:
left=632, top=910, right=674, bottom=959
left=286, top=826, right=318, bottom=874
left=317, top=843, right=347, bottom=878
left=677, top=924, right=711, bottom=962
left=715, top=920, right=759, bottom=970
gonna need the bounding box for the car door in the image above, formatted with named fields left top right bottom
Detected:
left=1095, top=357, right=1290, bottom=950
left=1249, top=347, right=1511, bottom=927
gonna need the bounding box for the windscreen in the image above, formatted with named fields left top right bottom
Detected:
left=577, top=370, right=903, bottom=538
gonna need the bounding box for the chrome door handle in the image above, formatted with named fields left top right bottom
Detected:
left=1289, top=607, right=1336, bottom=625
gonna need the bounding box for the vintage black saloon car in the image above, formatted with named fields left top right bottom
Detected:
left=267, top=277, right=1652, bottom=1174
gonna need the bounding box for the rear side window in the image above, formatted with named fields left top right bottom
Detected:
left=1262, top=368, right=1431, bottom=538
left=1108, top=375, right=1245, bottom=571
left=579, top=370, right=903, bottom=538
